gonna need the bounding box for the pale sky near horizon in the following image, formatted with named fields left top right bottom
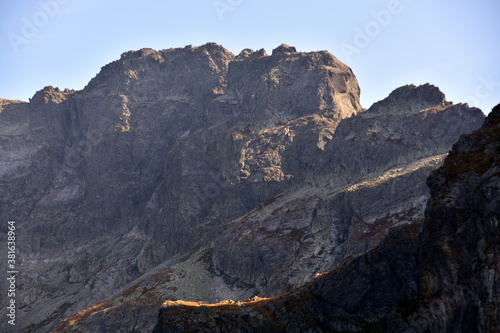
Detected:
left=1, top=0, right=499, bottom=113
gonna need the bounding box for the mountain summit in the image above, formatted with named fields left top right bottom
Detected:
left=0, top=43, right=487, bottom=332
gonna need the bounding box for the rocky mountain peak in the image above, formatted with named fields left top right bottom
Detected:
left=367, top=83, right=449, bottom=116
left=119, top=47, right=161, bottom=61
left=84, top=42, right=235, bottom=100
left=224, top=44, right=361, bottom=128
left=236, top=48, right=268, bottom=60
left=272, top=43, right=297, bottom=55
left=29, top=86, right=71, bottom=104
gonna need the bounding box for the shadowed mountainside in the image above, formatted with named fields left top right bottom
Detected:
left=151, top=104, right=500, bottom=332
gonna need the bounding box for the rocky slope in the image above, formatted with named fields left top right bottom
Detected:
left=0, top=43, right=485, bottom=332
left=151, top=105, right=500, bottom=333
left=52, top=91, right=482, bottom=332
left=152, top=224, right=421, bottom=333
left=412, top=103, right=500, bottom=332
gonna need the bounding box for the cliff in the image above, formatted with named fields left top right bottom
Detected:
left=151, top=106, right=499, bottom=332
left=413, top=103, right=500, bottom=331
left=0, top=43, right=487, bottom=332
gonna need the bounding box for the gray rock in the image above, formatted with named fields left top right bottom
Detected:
left=236, top=48, right=268, bottom=59
left=411, top=103, right=500, bottom=332
left=152, top=104, right=500, bottom=333
left=272, top=43, right=297, bottom=55
left=0, top=43, right=487, bottom=332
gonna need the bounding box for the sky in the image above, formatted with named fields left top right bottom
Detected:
left=1, top=0, right=499, bottom=113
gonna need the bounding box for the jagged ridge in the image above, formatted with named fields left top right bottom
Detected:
left=0, top=43, right=486, bottom=332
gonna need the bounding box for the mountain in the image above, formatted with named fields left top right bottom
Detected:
left=0, top=43, right=486, bottom=332
left=413, top=103, right=500, bottom=331
left=152, top=104, right=500, bottom=333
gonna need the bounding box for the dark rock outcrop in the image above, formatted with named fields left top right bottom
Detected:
left=412, top=103, right=500, bottom=332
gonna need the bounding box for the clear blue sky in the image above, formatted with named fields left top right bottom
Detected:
left=1, top=0, right=499, bottom=113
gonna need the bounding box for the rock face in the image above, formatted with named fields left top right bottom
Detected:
left=413, top=103, right=500, bottom=332
left=211, top=93, right=483, bottom=296
left=152, top=225, right=421, bottom=333
left=152, top=104, right=500, bottom=332
left=0, top=43, right=486, bottom=332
